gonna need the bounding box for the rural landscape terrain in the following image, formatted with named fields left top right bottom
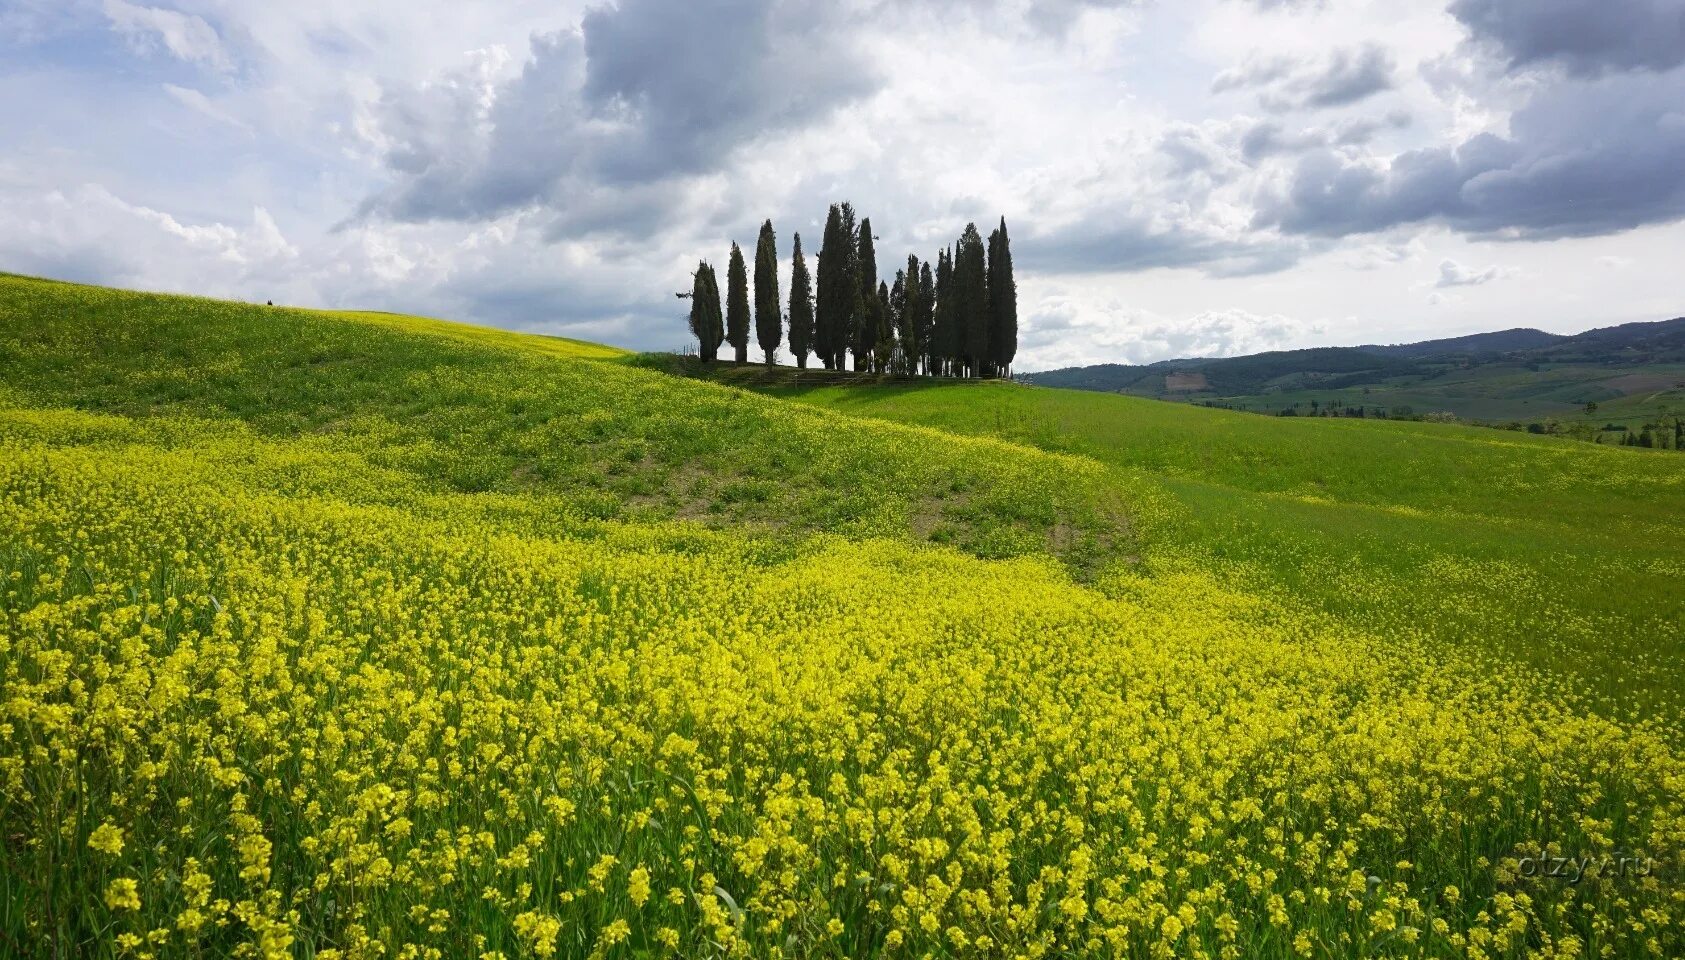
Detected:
left=2, top=272, right=1681, bottom=958
left=1023, top=320, right=1685, bottom=446
left=7, top=0, right=1684, bottom=954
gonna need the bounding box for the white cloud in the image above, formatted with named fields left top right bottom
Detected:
left=0, top=0, right=1681, bottom=369
left=1213, top=44, right=1397, bottom=112
left=0, top=183, right=293, bottom=286
left=163, top=84, right=251, bottom=132
left=103, top=0, right=233, bottom=73
left=1432, top=257, right=1511, bottom=287
left=1340, top=236, right=1427, bottom=271
left=1019, top=295, right=1323, bottom=369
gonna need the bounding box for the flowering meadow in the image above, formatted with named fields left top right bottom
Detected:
left=2, top=275, right=1681, bottom=958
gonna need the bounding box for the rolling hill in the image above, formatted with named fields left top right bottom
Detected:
left=3, top=274, right=1682, bottom=958
left=1023, top=317, right=1685, bottom=433
left=1357, top=327, right=1567, bottom=358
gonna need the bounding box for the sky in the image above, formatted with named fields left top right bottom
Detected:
left=2, top=0, right=1682, bottom=371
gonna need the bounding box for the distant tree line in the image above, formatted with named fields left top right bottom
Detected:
left=688, top=203, right=1017, bottom=377
left=1231, top=400, right=1400, bottom=419
left=1604, top=418, right=1682, bottom=449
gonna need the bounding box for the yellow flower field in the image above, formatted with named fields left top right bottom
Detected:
left=1, top=277, right=1681, bottom=958
left=3, top=408, right=1680, bottom=959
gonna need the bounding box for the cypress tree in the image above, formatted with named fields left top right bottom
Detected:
left=838, top=203, right=859, bottom=370
left=754, top=219, right=781, bottom=365
left=955, top=223, right=989, bottom=378
left=818, top=203, right=861, bottom=370
left=688, top=261, right=724, bottom=362
left=857, top=218, right=878, bottom=307
left=852, top=287, right=876, bottom=372
left=988, top=217, right=1017, bottom=379
left=726, top=242, right=750, bottom=364
left=894, top=256, right=917, bottom=374
left=852, top=216, right=878, bottom=372
left=890, top=269, right=909, bottom=374
left=787, top=232, right=814, bottom=370
left=874, top=279, right=894, bottom=373
left=933, top=248, right=955, bottom=377
left=815, top=205, right=844, bottom=370
left=917, top=260, right=935, bottom=375
left=705, top=264, right=724, bottom=362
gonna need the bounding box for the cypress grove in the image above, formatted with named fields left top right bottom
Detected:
left=689, top=206, right=1016, bottom=378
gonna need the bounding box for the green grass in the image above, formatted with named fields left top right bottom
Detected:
left=751, top=378, right=1685, bottom=717
left=8, top=270, right=1679, bottom=708
left=0, top=274, right=1122, bottom=566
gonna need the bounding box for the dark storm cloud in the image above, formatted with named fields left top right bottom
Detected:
left=1294, top=45, right=1395, bottom=108
left=1450, top=0, right=1685, bottom=77
left=1254, top=68, right=1685, bottom=239
left=580, top=0, right=875, bottom=182
left=1212, top=45, right=1395, bottom=112
left=1239, top=112, right=1410, bottom=161
left=1250, top=0, right=1685, bottom=243
left=359, top=0, right=876, bottom=228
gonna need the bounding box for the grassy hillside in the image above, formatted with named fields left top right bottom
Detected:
left=750, top=379, right=1685, bottom=715
left=1023, top=318, right=1685, bottom=434
left=3, top=275, right=1682, bottom=959
left=0, top=275, right=1122, bottom=565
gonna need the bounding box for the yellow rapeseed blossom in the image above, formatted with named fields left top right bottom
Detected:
left=105, top=878, right=142, bottom=912
left=87, top=822, right=124, bottom=857
left=0, top=277, right=1681, bottom=959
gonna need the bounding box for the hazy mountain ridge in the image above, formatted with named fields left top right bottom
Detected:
left=1357, top=328, right=1567, bottom=358
left=1021, top=317, right=1685, bottom=427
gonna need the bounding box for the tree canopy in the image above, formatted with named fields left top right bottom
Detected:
left=689, top=205, right=1017, bottom=378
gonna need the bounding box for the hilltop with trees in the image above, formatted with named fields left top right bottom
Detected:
left=687, top=204, right=1018, bottom=378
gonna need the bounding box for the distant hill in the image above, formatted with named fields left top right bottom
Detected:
left=1358, top=328, right=1566, bottom=358
left=1538, top=317, right=1685, bottom=363
left=1021, top=316, right=1685, bottom=429
left=1026, top=345, right=1426, bottom=397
